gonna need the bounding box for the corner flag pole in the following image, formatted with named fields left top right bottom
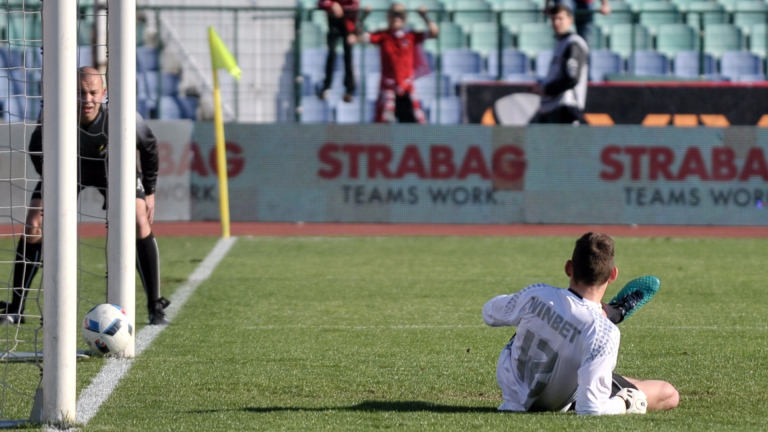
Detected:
left=208, top=27, right=241, bottom=238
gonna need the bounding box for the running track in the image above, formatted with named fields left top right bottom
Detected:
left=2, top=222, right=763, bottom=238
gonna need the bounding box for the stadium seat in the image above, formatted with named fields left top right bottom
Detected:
left=7, top=12, right=42, bottom=42
left=25, top=70, right=41, bottom=97
left=609, top=23, right=651, bottom=58
left=335, top=98, right=376, bottom=123
left=673, top=51, right=715, bottom=77
left=656, top=24, right=697, bottom=58
left=301, top=48, right=342, bottom=82
left=720, top=51, right=762, bottom=80
left=587, top=25, right=604, bottom=49
left=364, top=72, right=381, bottom=101
left=414, top=72, right=451, bottom=99
left=310, top=9, right=330, bottom=32
left=78, top=46, right=93, bottom=67
left=136, top=46, right=159, bottom=72
left=639, top=2, right=681, bottom=35
left=733, top=73, right=766, bottom=82
left=136, top=98, right=150, bottom=119
left=670, top=0, right=699, bottom=12
left=704, top=24, right=742, bottom=58
left=518, top=22, right=555, bottom=58
left=4, top=49, right=23, bottom=68
left=628, top=50, right=669, bottom=75
left=452, top=0, right=494, bottom=32
left=733, top=1, right=768, bottom=35
left=423, top=22, right=467, bottom=53
left=487, top=48, right=529, bottom=76
left=503, top=73, right=536, bottom=82
left=470, top=23, right=512, bottom=57
left=24, top=47, right=42, bottom=70
left=685, top=2, right=726, bottom=29
left=300, top=22, right=326, bottom=49
left=589, top=50, right=622, bottom=82
left=535, top=49, right=553, bottom=78
left=751, top=23, right=768, bottom=58
left=458, top=73, right=496, bottom=81
left=426, top=96, right=462, bottom=123
left=158, top=96, right=183, bottom=120
left=441, top=49, right=483, bottom=80
left=314, top=72, right=356, bottom=103
left=595, top=0, right=633, bottom=34
left=406, top=0, right=444, bottom=25
left=300, top=96, right=332, bottom=122
left=353, top=46, right=381, bottom=75
left=500, top=0, right=540, bottom=35
left=178, top=97, right=199, bottom=120
left=717, top=0, right=740, bottom=13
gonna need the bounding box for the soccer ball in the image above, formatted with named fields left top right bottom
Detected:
left=82, top=304, right=133, bottom=357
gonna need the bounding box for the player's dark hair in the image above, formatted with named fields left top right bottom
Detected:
left=548, top=3, right=572, bottom=17
left=571, top=232, right=614, bottom=285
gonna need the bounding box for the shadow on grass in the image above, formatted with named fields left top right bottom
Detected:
left=191, top=401, right=502, bottom=414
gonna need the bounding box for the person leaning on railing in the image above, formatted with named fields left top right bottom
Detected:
left=317, top=0, right=360, bottom=103
left=359, top=4, right=438, bottom=123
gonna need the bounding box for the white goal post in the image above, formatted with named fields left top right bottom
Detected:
left=36, top=0, right=137, bottom=425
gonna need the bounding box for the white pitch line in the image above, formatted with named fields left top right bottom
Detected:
left=74, top=237, right=238, bottom=426
left=245, top=324, right=768, bottom=331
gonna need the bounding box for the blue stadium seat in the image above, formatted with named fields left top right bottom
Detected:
left=590, top=50, right=622, bottom=82
left=136, top=46, right=159, bottom=72
left=458, top=73, right=496, bottom=82
left=503, top=73, right=536, bottom=82
left=364, top=72, right=381, bottom=101
left=733, top=73, right=766, bottom=82
left=673, top=51, right=715, bottom=77
left=300, top=96, right=331, bottom=122
left=158, top=96, right=182, bottom=120
left=441, top=49, right=482, bottom=81
left=136, top=98, right=150, bottom=119
left=335, top=98, right=376, bottom=123
left=24, top=47, right=42, bottom=69
left=5, top=49, right=23, bottom=68
left=353, top=46, right=381, bottom=74
left=413, top=72, right=451, bottom=100
left=78, top=46, right=93, bottom=67
left=720, top=51, right=762, bottom=80
left=534, top=49, right=553, bottom=79
left=426, top=96, right=462, bottom=124
left=487, top=49, right=529, bottom=76
left=628, top=50, right=669, bottom=75
left=179, top=97, right=199, bottom=120
left=302, top=48, right=343, bottom=83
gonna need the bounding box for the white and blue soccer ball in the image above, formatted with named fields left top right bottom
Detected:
left=82, top=304, right=133, bottom=357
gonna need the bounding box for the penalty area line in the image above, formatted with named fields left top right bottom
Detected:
left=74, top=237, right=238, bottom=426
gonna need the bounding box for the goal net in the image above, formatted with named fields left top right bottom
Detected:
left=0, top=0, right=134, bottom=426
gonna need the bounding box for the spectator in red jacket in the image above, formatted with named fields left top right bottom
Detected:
left=317, top=0, right=360, bottom=103
left=363, top=4, right=438, bottom=123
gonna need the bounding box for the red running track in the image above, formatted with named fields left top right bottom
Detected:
left=0, top=222, right=763, bottom=238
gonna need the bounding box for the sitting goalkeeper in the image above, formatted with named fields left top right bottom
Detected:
left=0, top=67, right=170, bottom=326
left=483, top=232, right=679, bottom=414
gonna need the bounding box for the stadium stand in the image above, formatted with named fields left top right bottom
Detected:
left=751, top=23, right=768, bottom=58
left=335, top=98, right=376, bottom=123
left=673, top=50, right=716, bottom=77
left=424, top=22, right=467, bottom=52
left=733, top=1, right=768, bottom=35
left=704, top=23, right=742, bottom=57
left=608, top=23, right=651, bottom=58
left=629, top=50, right=670, bottom=75
left=426, top=96, right=462, bottom=123
left=518, top=22, right=555, bottom=58
left=656, top=24, right=697, bottom=58
left=590, top=50, right=623, bottom=82
left=441, top=48, right=483, bottom=80
left=500, top=0, right=541, bottom=36
left=685, top=2, right=727, bottom=28
left=534, top=49, right=553, bottom=79
left=452, top=0, right=494, bottom=32
left=300, top=96, right=332, bottom=122
left=414, top=72, right=451, bottom=101
left=720, top=50, right=763, bottom=80
left=639, top=2, right=681, bottom=35
left=487, top=48, right=529, bottom=76
left=470, top=23, right=512, bottom=56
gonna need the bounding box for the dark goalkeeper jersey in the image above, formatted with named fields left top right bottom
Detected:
left=28, top=104, right=159, bottom=194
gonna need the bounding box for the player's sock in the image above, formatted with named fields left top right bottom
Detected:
left=136, top=232, right=161, bottom=308
left=9, top=239, right=42, bottom=319
left=602, top=303, right=625, bottom=324
left=608, top=275, right=661, bottom=323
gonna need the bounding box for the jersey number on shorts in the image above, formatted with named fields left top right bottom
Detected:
left=516, top=329, right=559, bottom=398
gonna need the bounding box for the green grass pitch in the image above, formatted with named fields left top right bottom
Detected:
left=7, top=235, right=768, bottom=431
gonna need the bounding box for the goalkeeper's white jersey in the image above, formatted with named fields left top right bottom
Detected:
left=483, top=284, right=624, bottom=415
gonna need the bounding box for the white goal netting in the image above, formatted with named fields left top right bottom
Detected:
left=0, top=0, right=111, bottom=425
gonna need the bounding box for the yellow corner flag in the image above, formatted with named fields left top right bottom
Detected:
left=208, top=27, right=241, bottom=80
left=208, top=27, right=240, bottom=238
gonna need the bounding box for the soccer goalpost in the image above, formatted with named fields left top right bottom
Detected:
left=0, top=0, right=135, bottom=427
